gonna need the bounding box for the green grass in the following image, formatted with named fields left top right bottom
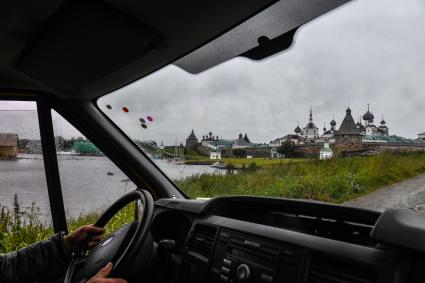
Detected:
left=2, top=152, right=425, bottom=254
left=0, top=199, right=135, bottom=254
left=177, top=152, right=425, bottom=203
left=185, top=157, right=308, bottom=167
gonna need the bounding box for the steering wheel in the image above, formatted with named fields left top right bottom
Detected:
left=64, top=189, right=154, bottom=283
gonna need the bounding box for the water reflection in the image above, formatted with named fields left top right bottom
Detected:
left=0, top=154, right=221, bottom=222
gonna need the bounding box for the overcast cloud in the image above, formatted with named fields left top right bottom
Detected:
left=2, top=0, right=425, bottom=143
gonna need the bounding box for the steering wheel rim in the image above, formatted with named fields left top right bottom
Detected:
left=64, top=189, right=154, bottom=283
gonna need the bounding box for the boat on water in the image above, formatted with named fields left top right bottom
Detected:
left=210, top=161, right=226, bottom=169
left=56, top=151, right=74, bottom=155
left=169, top=158, right=185, bottom=165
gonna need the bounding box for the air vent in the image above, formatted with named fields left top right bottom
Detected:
left=187, top=224, right=217, bottom=259
left=308, top=255, right=375, bottom=283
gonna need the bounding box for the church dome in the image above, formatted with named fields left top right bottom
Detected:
left=363, top=107, right=374, bottom=122
left=294, top=125, right=302, bottom=133
left=381, top=119, right=386, bottom=125
left=330, top=119, right=336, bottom=126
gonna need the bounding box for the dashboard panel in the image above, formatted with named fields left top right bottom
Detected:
left=152, top=196, right=425, bottom=283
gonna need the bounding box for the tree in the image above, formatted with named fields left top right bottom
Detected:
left=233, top=149, right=247, bottom=158
left=277, top=140, right=296, bottom=158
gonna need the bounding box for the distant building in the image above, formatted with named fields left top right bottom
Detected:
left=319, top=142, right=333, bottom=160
left=334, top=107, right=363, bottom=154
left=200, top=131, right=254, bottom=150
left=72, top=141, right=102, bottom=156
left=185, top=129, right=198, bottom=149
left=210, top=150, right=221, bottom=160
left=418, top=132, right=425, bottom=140
left=270, top=147, right=284, bottom=159
left=159, top=141, right=165, bottom=150
left=26, top=139, right=42, bottom=154
left=322, top=117, right=338, bottom=141
left=300, top=107, right=319, bottom=142
left=270, top=134, right=300, bottom=147
left=233, top=133, right=251, bottom=149
left=0, top=133, right=18, bottom=159
left=361, top=105, right=389, bottom=137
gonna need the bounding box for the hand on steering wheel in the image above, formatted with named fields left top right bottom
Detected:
left=87, top=262, right=127, bottom=283
left=64, top=190, right=154, bottom=283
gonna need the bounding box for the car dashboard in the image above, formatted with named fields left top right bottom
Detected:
left=151, top=196, right=425, bottom=283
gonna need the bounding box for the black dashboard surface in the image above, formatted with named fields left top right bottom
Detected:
left=153, top=196, right=425, bottom=283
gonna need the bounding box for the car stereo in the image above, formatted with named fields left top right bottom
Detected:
left=209, top=229, right=302, bottom=282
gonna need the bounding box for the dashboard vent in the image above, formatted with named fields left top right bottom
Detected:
left=187, top=224, right=217, bottom=259
left=308, top=255, right=375, bottom=283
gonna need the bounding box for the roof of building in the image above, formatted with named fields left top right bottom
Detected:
left=0, top=133, right=18, bottom=147
left=355, top=119, right=365, bottom=130
left=362, top=105, right=374, bottom=121
left=363, top=135, right=425, bottom=144
left=234, top=134, right=251, bottom=147
left=207, top=139, right=234, bottom=148
left=363, top=110, right=374, bottom=122
left=294, top=126, right=302, bottom=133
left=323, top=129, right=337, bottom=135
left=72, top=141, right=101, bottom=153
left=337, top=108, right=360, bottom=135
left=186, top=129, right=198, bottom=141
left=243, top=134, right=251, bottom=143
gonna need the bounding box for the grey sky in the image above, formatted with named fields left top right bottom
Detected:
left=2, top=0, right=425, bottom=143
left=99, top=0, right=425, bottom=145
left=0, top=102, right=82, bottom=139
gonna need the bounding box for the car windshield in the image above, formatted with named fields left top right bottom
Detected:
left=98, top=0, right=425, bottom=211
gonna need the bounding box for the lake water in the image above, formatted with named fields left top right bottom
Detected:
left=0, top=155, right=220, bottom=222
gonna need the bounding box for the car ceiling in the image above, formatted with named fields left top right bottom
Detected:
left=0, top=0, right=349, bottom=101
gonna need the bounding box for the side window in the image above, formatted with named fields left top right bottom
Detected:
left=51, top=110, right=136, bottom=231
left=0, top=101, right=54, bottom=252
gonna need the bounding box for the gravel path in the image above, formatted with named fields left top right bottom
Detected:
left=344, top=173, right=425, bottom=213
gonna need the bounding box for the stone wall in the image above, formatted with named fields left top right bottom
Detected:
left=333, top=135, right=363, bottom=156
left=196, top=144, right=211, bottom=156
left=294, top=144, right=323, bottom=157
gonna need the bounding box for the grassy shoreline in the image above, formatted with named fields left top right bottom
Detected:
left=185, top=157, right=308, bottom=167
left=2, top=152, right=425, bottom=253
left=177, top=152, right=425, bottom=203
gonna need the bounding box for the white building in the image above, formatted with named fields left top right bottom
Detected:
left=301, top=108, right=319, bottom=141
left=159, top=141, right=165, bottom=150
left=322, top=117, right=338, bottom=141
left=361, top=105, right=389, bottom=137
left=270, top=134, right=300, bottom=147
left=319, top=143, right=333, bottom=160
left=210, top=150, right=221, bottom=160
left=270, top=147, right=284, bottom=159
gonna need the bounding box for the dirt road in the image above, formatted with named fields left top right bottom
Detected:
left=344, top=173, right=425, bottom=213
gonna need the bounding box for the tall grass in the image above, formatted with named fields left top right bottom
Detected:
left=0, top=195, right=53, bottom=253
left=177, top=152, right=425, bottom=203
left=0, top=195, right=135, bottom=254
left=2, top=152, right=425, bottom=254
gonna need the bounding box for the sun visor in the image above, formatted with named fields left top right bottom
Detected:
left=17, top=0, right=160, bottom=92
left=174, top=0, right=350, bottom=74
